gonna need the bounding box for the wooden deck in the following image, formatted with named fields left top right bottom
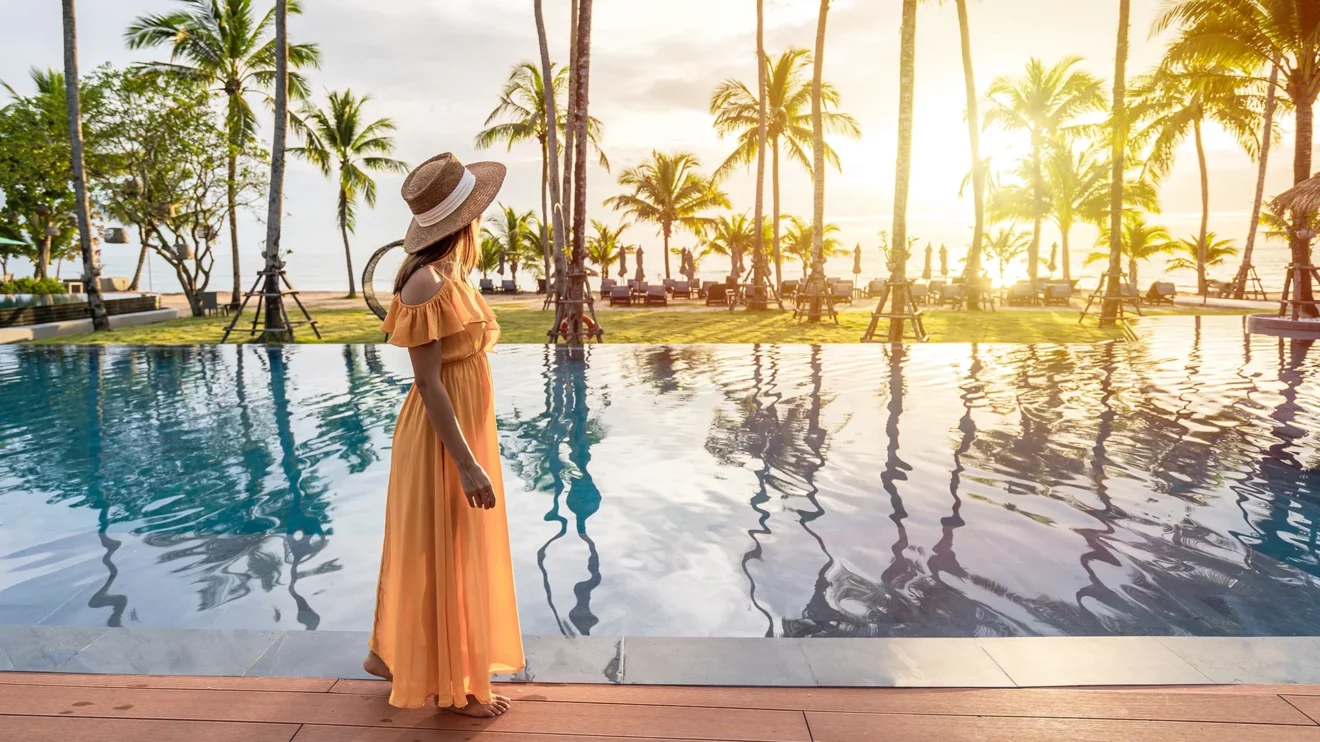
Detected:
left=5, top=673, right=1320, bottom=741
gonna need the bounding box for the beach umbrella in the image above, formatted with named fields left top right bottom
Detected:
left=1048, top=242, right=1058, bottom=276
left=618, top=247, right=628, bottom=277
left=497, top=250, right=507, bottom=276
left=939, top=244, right=949, bottom=278
left=922, top=244, right=933, bottom=281
left=635, top=247, right=645, bottom=283
left=731, top=249, right=745, bottom=279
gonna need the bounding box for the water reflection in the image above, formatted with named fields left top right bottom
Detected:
left=1, top=320, right=1318, bottom=637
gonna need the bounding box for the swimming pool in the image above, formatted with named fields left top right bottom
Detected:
left=1, top=316, right=1318, bottom=638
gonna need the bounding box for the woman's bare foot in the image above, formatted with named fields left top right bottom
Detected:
left=442, top=694, right=512, bottom=718
left=362, top=652, right=393, bottom=682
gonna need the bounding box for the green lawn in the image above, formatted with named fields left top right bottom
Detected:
left=29, top=305, right=1253, bottom=346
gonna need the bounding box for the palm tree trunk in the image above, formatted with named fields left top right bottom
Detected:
left=887, top=0, right=917, bottom=340
left=540, top=136, right=551, bottom=285
left=534, top=0, right=565, bottom=256
left=568, top=0, right=593, bottom=345
left=772, top=144, right=783, bottom=288
left=261, top=0, right=290, bottom=342
left=663, top=227, right=671, bottom=283
left=227, top=149, right=241, bottom=306
left=1194, top=117, right=1210, bottom=296
left=561, top=0, right=580, bottom=242
left=1292, top=96, right=1318, bottom=318
left=339, top=187, right=356, bottom=298
left=62, top=0, right=108, bottom=331
left=807, top=0, right=831, bottom=323
left=1028, top=129, right=1044, bottom=290
left=1234, top=64, right=1278, bottom=299
left=749, top=0, right=769, bottom=310
left=1100, top=0, right=1130, bottom=328
left=955, top=0, right=984, bottom=310
left=1061, top=225, right=1072, bottom=285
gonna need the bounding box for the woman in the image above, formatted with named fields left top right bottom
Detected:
left=364, top=153, right=524, bottom=717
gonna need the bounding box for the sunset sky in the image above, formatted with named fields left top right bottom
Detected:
left=0, top=0, right=1302, bottom=290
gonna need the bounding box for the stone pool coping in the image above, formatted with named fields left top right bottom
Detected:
left=5, top=626, right=1320, bottom=688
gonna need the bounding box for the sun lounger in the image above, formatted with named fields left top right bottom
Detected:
left=646, top=285, right=668, bottom=307
left=831, top=282, right=853, bottom=305
left=705, top=285, right=728, bottom=306
left=1008, top=281, right=1036, bottom=307
left=479, top=278, right=496, bottom=294
left=867, top=279, right=887, bottom=299
left=781, top=280, right=799, bottom=299
left=200, top=291, right=228, bottom=317
left=941, top=283, right=967, bottom=308
left=907, top=282, right=927, bottom=304
left=599, top=279, right=617, bottom=298
left=1044, top=283, right=1071, bottom=306
left=609, top=286, right=632, bottom=307
left=501, top=280, right=519, bottom=294
left=1146, top=281, right=1176, bottom=306
left=672, top=281, right=691, bottom=298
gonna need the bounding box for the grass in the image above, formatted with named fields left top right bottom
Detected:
left=29, top=305, right=1254, bottom=346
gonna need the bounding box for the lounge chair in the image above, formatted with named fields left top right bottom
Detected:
left=831, top=282, right=854, bottom=305
left=479, top=278, right=496, bottom=294
left=599, top=279, right=617, bottom=298
left=646, top=285, right=669, bottom=307
left=928, top=280, right=947, bottom=305
left=537, top=278, right=548, bottom=294
left=609, top=286, right=632, bottom=307
left=1120, top=281, right=1139, bottom=300
left=1146, top=281, right=1176, bottom=306
left=781, top=280, right=800, bottom=299
left=1007, top=281, right=1036, bottom=307
left=200, top=291, right=228, bottom=317
left=672, top=281, right=691, bottom=298
left=501, top=280, right=519, bottom=294
left=1043, top=283, right=1071, bottom=307
left=705, top=285, right=728, bottom=306
left=867, top=279, right=887, bottom=299
left=941, top=283, right=967, bottom=308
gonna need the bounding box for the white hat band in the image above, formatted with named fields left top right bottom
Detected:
left=413, top=168, right=476, bottom=227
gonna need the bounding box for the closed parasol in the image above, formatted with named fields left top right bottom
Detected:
left=853, top=244, right=863, bottom=275
left=635, top=247, right=646, bottom=284
left=618, top=247, right=629, bottom=277
left=498, top=249, right=507, bottom=276
left=939, top=244, right=949, bottom=278
left=1048, top=242, right=1058, bottom=276
left=922, top=244, right=933, bottom=281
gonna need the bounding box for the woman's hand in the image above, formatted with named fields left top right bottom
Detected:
left=460, top=462, right=497, bottom=510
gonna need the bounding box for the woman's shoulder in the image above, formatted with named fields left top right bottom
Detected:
left=398, top=264, right=450, bottom=307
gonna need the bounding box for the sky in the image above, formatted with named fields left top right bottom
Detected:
left=0, top=0, right=1304, bottom=292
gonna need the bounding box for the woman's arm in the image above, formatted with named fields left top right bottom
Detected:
left=407, top=340, right=496, bottom=509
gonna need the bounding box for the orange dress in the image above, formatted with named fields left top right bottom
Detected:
left=369, top=276, right=524, bottom=709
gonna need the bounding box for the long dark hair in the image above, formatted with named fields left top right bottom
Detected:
left=393, top=221, right=478, bottom=294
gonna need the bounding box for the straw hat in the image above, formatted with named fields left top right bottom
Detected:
left=401, top=153, right=506, bottom=254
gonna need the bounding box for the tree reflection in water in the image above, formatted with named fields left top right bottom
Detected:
left=498, top=347, right=605, bottom=637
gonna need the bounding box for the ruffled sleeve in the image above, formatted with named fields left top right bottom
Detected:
left=381, top=280, right=490, bottom=349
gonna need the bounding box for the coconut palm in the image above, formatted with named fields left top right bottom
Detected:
left=256, top=0, right=292, bottom=340
left=478, top=235, right=502, bottom=279
left=806, top=0, right=834, bottom=323
left=946, top=0, right=987, bottom=309
left=1101, top=0, right=1132, bottom=327
left=1130, top=60, right=1262, bottom=295
left=984, top=226, right=1031, bottom=284
left=1157, top=0, right=1320, bottom=316
left=782, top=216, right=844, bottom=278
left=984, top=57, right=1106, bottom=288
left=1234, top=64, right=1279, bottom=299
left=291, top=90, right=406, bottom=299
left=587, top=220, right=626, bottom=279
left=126, top=0, right=321, bottom=306
left=702, top=213, right=758, bottom=275
left=604, top=151, right=730, bottom=279
left=881, top=0, right=919, bottom=338
left=475, top=62, right=607, bottom=278
left=1166, top=232, right=1239, bottom=276
left=710, top=48, right=860, bottom=288
left=61, top=0, right=108, bottom=331
left=484, top=205, right=538, bottom=286
left=1087, top=212, right=1177, bottom=289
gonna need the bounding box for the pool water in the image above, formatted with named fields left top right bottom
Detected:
left=1, top=316, right=1318, bottom=638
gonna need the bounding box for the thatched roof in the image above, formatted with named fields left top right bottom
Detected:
left=1272, top=173, right=1320, bottom=215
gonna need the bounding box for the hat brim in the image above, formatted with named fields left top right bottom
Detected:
left=403, top=161, right=507, bottom=254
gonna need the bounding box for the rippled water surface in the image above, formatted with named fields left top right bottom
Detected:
left=2, top=316, right=1319, bottom=637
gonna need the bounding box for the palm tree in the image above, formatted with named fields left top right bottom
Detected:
left=807, top=0, right=833, bottom=323
left=126, top=0, right=321, bottom=306
left=1130, top=60, right=1261, bottom=295
left=258, top=0, right=291, bottom=340
left=475, top=62, right=607, bottom=279
left=885, top=0, right=918, bottom=338
left=1087, top=212, right=1177, bottom=288
left=478, top=235, right=502, bottom=279
left=710, top=48, right=860, bottom=288
left=782, top=216, right=844, bottom=278
left=702, top=213, right=757, bottom=274
left=484, top=204, right=538, bottom=288
left=566, top=0, right=595, bottom=344
left=1157, top=0, right=1320, bottom=316
left=752, top=0, right=770, bottom=308
left=1235, top=64, right=1279, bottom=299
left=1101, top=0, right=1132, bottom=327
left=532, top=0, right=566, bottom=261
left=984, top=226, right=1031, bottom=284
left=985, top=57, right=1105, bottom=288
left=587, top=219, right=625, bottom=279
left=949, top=0, right=986, bottom=309
left=61, top=0, right=108, bottom=331
left=604, top=151, right=730, bottom=279
left=291, top=90, right=406, bottom=299
left=1166, top=232, right=1239, bottom=275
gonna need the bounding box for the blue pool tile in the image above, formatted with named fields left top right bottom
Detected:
left=623, top=638, right=816, bottom=686
left=0, top=625, right=108, bottom=672
left=58, top=627, right=282, bottom=676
